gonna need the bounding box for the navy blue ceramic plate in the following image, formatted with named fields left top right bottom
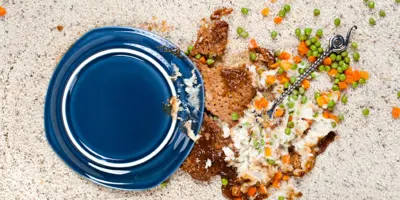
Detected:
left=45, top=27, right=204, bottom=190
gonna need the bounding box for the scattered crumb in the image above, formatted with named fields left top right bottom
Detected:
left=169, top=96, right=181, bottom=120
left=205, top=159, right=212, bottom=169
left=184, top=120, right=200, bottom=142
left=139, top=19, right=173, bottom=32
left=56, top=25, right=64, bottom=32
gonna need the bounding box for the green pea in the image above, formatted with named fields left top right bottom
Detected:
left=231, top=112, right=239, bottom=120
left=334, top=79, right=340, bottom=84
left=279, top=104, right=285, bottom=108
left=207, top=58, right=215, bottom=65
left=284, top=82, right=290, bottom=89
left=307, top=50, right=312, bottom=57
left=304, top=28, right=312, bottom=36
left=284, top=4, right=291, bottom=12
left=314, top=8, right=320, bottom=16
left=299, top=68, right=305, bottom=74
left=287, top=101, right=295, bottom=108
left=319, top=65, right=325, bottom=71
left=331, top=122, right=337, bottom=128
left=369, top=18, right=376, bottom=25
left=188, top=45, right=194, bottom=52
left=290, top=76, right=296, bottom=84
left=301, top=96, right=308, bottom=104
left=332, top=84, right=339, bottom=91
left=341, top=51, right=348, bottom=57
left=341, top=95, right=348, bottom=104
left=274, top=50, right=281, bottom=57
left=299, top=87, right=305, bottom=95
left=299, top=34, right=307, bottom=41
left=293, top=89, right=299, bottom=95
left=337, top=67, right=343, bottom=73
left=351, top=42, right=358, bottom=49
left=359, top=78, right=366, bottom=84
left=295, top=28, right=301, bottom=36
left=344, top=57, right=350, bottom=64
left=339, top=114, right=344, bottom=121
left=310, top=45, right=317, bottom=51
left=397, top=0, right=400, bottom=3
left=328, top=107, right=334, bottom=112
left=285, top=128, right=291, bottom=135
left=221, top=178, right=228, bottom=186
left=240, top=31, right=249, bottom=38
left=236, top=27, right=244, bottom=35
left=339, top=74, right=346, bottom=81
left=362, top=108, right=370, bottom=116
left=336, top=55, right=342, bottom=61
left=315, top=41, right=321, bottom=47
left=287, top=121, right=295, bottom=128
left=291, top=63, right=298, bottom=70
left=311, top=72, right=317, bottom=79
left=314, top=92, right=321, bottom=99
left=325, top=66, right=331, bottom=72
left=278, top=9, right=286, bottom=17
left=342, top=63, right=349, bottom=70
left=398, top=91, right=400, bottom=98
left=334, top=18, right=341, bottom=27
left=353, top=52, right=360, bottom=61
left=316, top=29, right=323, bottom=37
left=271, top=31, right=278, bottom=39
left=318, top=47, right=324, bottom=53
left=278, top=67, right=285, bottom=74
left=184, top=50, right=189, bottom=55
left=330, top=53, right=337, bottom=61
left=313, top=112, right=319, bottom=118
left=328, top=100, right=336, bottom=108
left=311, top=37, right=317, bottom=44
left=195, top=54, right=201, bottom=59
left=312, top=51, right=319, bottom=57
left=368, top=1, right=375, bottom=9
left=291, top=94, right=298, bottom=100
left=339, top=60, right=345, bottom=66
left=352, top=82, right=359, bottom=88
left=241, top=7, right=249, bottom=15
left=250, top=52, right=257, bottom=61
left=332, top=62, right=339, bottom=69
left=305, top=40, right=311, bottom=46
left=379, top=10, right=386, bottom=17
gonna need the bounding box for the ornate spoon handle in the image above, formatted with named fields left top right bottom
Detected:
left=267, top=26, right=357, bottom=118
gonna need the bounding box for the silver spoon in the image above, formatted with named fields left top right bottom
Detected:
left=266, top=25, right=358, bottom=119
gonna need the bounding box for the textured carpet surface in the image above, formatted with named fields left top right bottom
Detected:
left=0, top=0, right=399, bottom=199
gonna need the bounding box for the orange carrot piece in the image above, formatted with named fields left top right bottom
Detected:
left=275, top=108, right=284, bottom=117
left=282, top=155, right=290, bottom=164
left=265, top=147, right=272, bottom=157
left=280, top=76, right=289, bottom=84
left=317, top=96, right=328, bottom=106
left=199, top=56, right=206, bottom=64
left=266, top=75, right=276, bottom=85
left=279, top=52, right=291, bottom=60
left=345, top=67, right=353, bottom=76
left=393, top=107, right=400, bottom=119
left=0, top=6, right=6, bottom=17
left=328, top=69, right=338, bottom=77
left=261, top=8, right=270, bottom=17
left=274, top=16, right=283, bottom=24
left=247, top=187, right=257, bottom=197
left=255, top=98, right=269, bottom=110
left=360, top=71, right=369, bottom=80
left=323, top=57, right=332, bottom=66
left=249, top=38, right=258, bottom=49
left=293, top=55, right=302, bottom=64
left=280, top=60, right=292, bottom=70
left=272, top=180, right=280, bottom=188
left=338, top=82, right=348, bottom=90
left=258, top=184, right=268, bottom=195
left=270, top=62, right=280, bottom=69
left=323, top=111, right=330, bottom=119
left=353, top=70, right=361, bottom=81
left=282, top=175, right=290, bottom=181
left=345, top=74, right=354, bottom=83
left=302, top=79, right=310, bottom=89
left=298, top=41, right=309, bottom=57
left=308, top=56, right=316, bottom=63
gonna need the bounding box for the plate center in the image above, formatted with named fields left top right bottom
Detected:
left=65, top=51, right=174, bottom=164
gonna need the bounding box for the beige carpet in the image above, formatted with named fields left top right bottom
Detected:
left=0, top=0, right=399, bottom=199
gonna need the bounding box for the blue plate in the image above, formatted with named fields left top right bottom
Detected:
left=45, top=27, right=204, bottom=190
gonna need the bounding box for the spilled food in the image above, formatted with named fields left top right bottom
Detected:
left=180, top=7, right=368, bottom=200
